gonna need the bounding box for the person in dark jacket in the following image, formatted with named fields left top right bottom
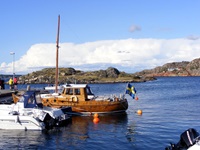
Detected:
left=0, top=78, right=5, bottom=89
left=2, top=79, right=5, bottom=89
left=0, top=78, right=2, bottom=89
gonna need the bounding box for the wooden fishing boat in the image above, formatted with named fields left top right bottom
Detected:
left=40, top=84, right=128, bottom=115
left=38, top=15, right=128, bottom=115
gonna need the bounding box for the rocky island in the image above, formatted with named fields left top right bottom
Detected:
left=17, top=67, right=155, bottom=84
left=2, top=58, right=200, bottom=84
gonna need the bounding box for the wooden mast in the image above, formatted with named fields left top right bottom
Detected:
left=55, top=15, right=60, bottom=93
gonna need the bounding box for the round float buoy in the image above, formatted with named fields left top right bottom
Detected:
left=93, top=117, right=100, bottom=124
left=137, top=109, right=143, bottom=115
left=135, top=96, right=139, bottom=100
left=93, top=113, right=99, bottom=118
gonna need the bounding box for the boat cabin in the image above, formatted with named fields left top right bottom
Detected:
left=19, top=91, right=43, bottom=108
left=61, top=84, right=95, bottom=101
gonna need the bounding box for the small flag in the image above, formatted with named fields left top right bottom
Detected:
left=125, top=83, right=136, bottom=99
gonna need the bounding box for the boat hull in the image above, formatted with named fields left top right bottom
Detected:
left=42, top=98, right=128, bottom=115
left=0, top=115, right=45, bottom=130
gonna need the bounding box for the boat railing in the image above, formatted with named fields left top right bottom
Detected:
left=93, top=94, right=126, bottom=101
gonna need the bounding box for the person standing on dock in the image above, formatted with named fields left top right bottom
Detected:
left=0, top=78, right=2, bottom=89
left=1, top=79, right=5, bottom=89
left=0, top=78, right=5, bottom=89
left=13, top=77, right=18, bottom=90
left=9, top=77, right=13, bottom=90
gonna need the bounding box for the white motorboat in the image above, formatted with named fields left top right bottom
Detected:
left=0, top=91, right=70, bottom=131
left=165, top=128, right=200, bottom=150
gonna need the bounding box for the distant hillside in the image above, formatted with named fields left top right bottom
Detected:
left=134, top=58, right=200, bottom=77
left=17, top=67, right=156, bottom=84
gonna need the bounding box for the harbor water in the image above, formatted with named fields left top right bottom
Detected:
left=0, top=77, right=200, bottom=150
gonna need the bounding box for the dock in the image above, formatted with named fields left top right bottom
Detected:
left=0, top=90, right=17, bottom=98
left=0, top=90, right=18, bottom=104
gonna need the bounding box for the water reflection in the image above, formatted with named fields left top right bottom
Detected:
left=44, top=113, right=129, bottom=149
left=0, top=130, right=43, bottom=149
left=126, top=123, right=137, bottom=142
left=62, top=112, right=128, bottom=136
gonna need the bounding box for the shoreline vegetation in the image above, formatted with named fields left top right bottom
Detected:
left=17, top=67, right=157, bottom=84
left=0, top=67, right=156, bottom=84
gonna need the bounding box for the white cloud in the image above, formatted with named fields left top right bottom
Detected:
left=1, top=38, right=200, bottom=74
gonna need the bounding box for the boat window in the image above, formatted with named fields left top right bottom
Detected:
left=59, top=86, right=64, bottom=94
left=28, top=95, right=35, bottom=104
left=61, top=88, right=65, bottom=94
left=86, top=86, right=94, bottom=95
left=19, top=96, right=25, bottom=102
left=74, top=88, right=80, bottom=95
left=66, top=88, right=73, bottom=95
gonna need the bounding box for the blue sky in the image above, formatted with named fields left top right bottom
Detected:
left=1, top=0, right=200, bottom=74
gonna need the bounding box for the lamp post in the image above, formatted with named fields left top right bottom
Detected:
left=10, top=52, right=15, bottom=80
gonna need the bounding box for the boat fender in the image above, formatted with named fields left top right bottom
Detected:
left=71, top=96, right=78, bottom=102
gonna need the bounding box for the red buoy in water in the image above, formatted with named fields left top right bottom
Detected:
left=135, top=96, right=139, bottom=100
left=93, top=117, right=100, bottom=123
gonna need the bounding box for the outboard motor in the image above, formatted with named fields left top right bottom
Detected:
left=165, top=128, right=199, bottom=150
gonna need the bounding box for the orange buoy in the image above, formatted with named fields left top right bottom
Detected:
left=93, top=117, right=100, bottom=124
left=137, top=109, right=143, bottom=115
left=135, top=96, right=139, bottom=100
left=93, top=113, right=99, bottom=118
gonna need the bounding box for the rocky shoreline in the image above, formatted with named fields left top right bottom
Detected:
left=14, top=67, right=156, bottom=84
left=134, top=58, right=200, bottom=77
left=2, top=57, right=200, bottom=84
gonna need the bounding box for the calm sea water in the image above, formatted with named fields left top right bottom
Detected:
left=1, top=77, right=200, bottom=150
